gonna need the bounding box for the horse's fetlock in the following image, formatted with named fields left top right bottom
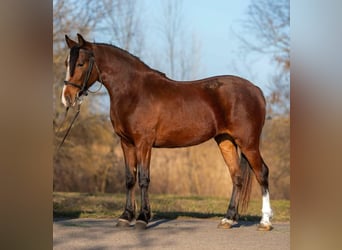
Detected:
left=137, top=210, right=151, bottom=223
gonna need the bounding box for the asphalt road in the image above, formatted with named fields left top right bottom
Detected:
left=53, top=218, right=290, bottom=250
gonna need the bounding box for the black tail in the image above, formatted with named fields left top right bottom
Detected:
left=238, top=153, right=253, bottom=213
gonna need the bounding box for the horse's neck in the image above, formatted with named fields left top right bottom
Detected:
left=94, top=45, right=169, bottom=101
left=95, top=48, right=136, bottom=93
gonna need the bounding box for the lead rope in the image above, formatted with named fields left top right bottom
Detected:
left=55, top=103, right=81, bottom=154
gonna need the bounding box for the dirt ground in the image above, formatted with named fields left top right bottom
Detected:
left=53, top=218, right=290, bottom=249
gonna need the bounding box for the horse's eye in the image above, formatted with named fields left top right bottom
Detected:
left=77, top=63, right=84, bottom=67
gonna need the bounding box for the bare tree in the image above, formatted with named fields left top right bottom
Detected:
left=268, top=70, right=290, bottom=115
left=97, top=0, right=144, bottom=55
left=236, top=0, right=290, bottom=115
left=53, top=0, right=103, bottom=53
left=239, top=0, right=289, bottom=71
left=157, top=0, right=202, bottom=80
left=179, top=33, right=203, bottom=80
left=158, top=0, right=183, bottom=78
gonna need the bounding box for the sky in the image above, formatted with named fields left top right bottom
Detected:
left=141, top=0, right=275, bottom=95
left=95, top=0, right=277, bottom=95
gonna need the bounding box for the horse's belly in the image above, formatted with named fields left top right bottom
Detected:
left=153, top=118, right=216, bottom=148
left=151, top=89, right=223, bottom=148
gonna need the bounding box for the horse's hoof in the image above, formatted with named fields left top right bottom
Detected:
left=217, top=218, right=235, bottom=229
left=116, top=219, right=131, bottom=227
left=135, top=220, right=147, bottom=230
left=257, top=223, right=273, bottom=231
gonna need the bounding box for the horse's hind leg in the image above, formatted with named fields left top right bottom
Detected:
left=238, top=144, right=273, bottom=231
left=117, top=139, right=137, bottom=227
left=215, top=134, right=243, bottom=229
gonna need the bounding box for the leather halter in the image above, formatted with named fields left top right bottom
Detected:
left=57, top=50, right=103, bottom=152
left=64, top=51, right=96, bottom=97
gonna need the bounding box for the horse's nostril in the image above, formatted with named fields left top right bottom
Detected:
left=62, top=94, right=72, bottom=107
left=66, top=96, right=73, bottom=106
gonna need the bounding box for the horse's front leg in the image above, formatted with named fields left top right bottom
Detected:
left=135, top=141, right=152, bottom=230
left=117, top=139, right=137, bottom=227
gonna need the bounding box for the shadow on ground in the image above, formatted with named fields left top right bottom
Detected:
left=146, top=217, right=260, bottom=230
left=152, top=210, right=261, bottom=221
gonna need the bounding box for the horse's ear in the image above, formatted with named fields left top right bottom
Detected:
left=65, top=35, right=78, bottom=48
left=77, top=33, right=88, bottom=47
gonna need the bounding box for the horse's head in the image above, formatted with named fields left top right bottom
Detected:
left=62, top=34, right=100, bottom=107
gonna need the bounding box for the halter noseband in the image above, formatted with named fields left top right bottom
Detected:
left=64, top=51, right=96, bottom=97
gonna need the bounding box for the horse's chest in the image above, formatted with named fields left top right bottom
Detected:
left=109, top=109, right=132, bottom=138
left=110, top=107, right=151, bottom=140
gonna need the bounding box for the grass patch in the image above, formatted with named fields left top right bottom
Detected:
left=53, top=192, right=290, bottom=222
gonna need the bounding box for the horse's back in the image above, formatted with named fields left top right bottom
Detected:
left=192, top=75, right=266, bottom=131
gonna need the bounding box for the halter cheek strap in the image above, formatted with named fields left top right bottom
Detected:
left=64, top=56, right=95, bottom=97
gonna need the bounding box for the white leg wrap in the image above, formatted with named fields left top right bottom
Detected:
left=260, top=190, right=273, bottom=225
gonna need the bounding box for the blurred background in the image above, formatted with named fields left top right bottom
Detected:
left=53, top=0, right=289, bottom=200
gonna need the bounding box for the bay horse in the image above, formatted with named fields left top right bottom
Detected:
left=61, top=34, right=273, bottom=231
